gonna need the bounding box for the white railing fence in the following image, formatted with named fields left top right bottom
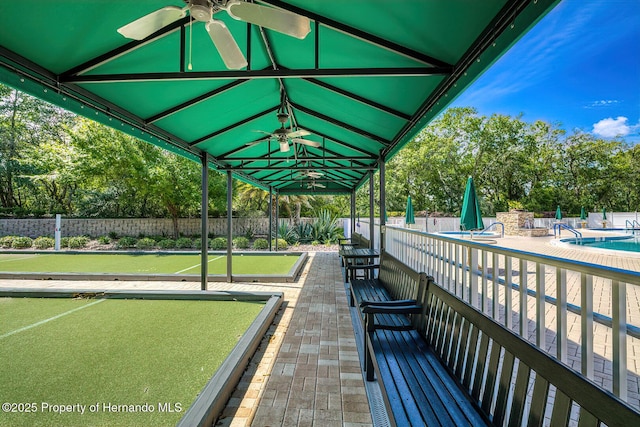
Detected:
left=381, top=225, right=640, bottom=409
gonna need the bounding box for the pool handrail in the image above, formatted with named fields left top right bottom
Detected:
left=625, top=219, right=640, bottom=234
left=554, top=222, right=583, bottom=243
left=479, top=221, right=504, bottom=237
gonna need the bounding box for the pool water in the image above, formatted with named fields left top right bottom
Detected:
left=567, top=236, right=640, bottom=253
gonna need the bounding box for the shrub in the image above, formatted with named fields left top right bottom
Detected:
left=293, top=223, right=313, bottom=243
left=33, top=236, right=55, bottom=249
left=194, top=238, right=210, bottom=249
left=310, top=209, right=342, bottom=244
left=311, top=240, right=320, bottom=246
left=97, top=236, right=111, bottom=245
left=278, top=221, right=298, bottom=244
left=107, top=231, right=118, bottom=240
left=157, top=239, right=176, bottom=249
left=11, top=236, right=33, bottom=249
left=115, top=236, right=137, bottom=249
left=0, top=236, right=18, bottom=248
left=210, top=237, right=227, bottom=250
left=271, top=238, right=288, bottom=250
left=252, top=238, right=269, bottom=250
left=136, top=238, right=156, bottom=250
left=175, top=237, right=193, bottom=249
left=233, top=236, right=250, bottom=249
left=68, top=236, right=90, bottom=249
left=60, top=237, right=70, bottom=248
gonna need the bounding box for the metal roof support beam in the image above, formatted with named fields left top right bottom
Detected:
left=145, top=79, right=250, bottom=123
left=219, top=156, right=374, bottom=162
left=290, top=103, right=391, bottom=146
left=200, top=153, right=209, bottom=290
left=259, top=0, right=452, bottom=68
left=189, top=105, right=280, bottom=147
left=369, top=171, right=375, bottom=250
left=60, top=67, right=449, bottom=83
left=379, top=158, right=386, bottom=253
left=350, top=191, right=356, bottom=237
left=226, top=170, right=233, bottom=282
left=220, top=165, right=374, bottom=171
left=60, top=18, right=190, bottom=77
left=302, top=77, right=412, bottom=121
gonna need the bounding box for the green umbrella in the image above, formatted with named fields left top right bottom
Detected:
left=602, top=207, right=607, bottom=220
left=580, top=207, right=587, bottom=220
left=405, top=195, right=415, bottom=227
left=555, top=205, right=562, bottom=220
left=460, top=177, right=484, bottom=231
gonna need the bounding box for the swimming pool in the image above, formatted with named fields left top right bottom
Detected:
left=563, top=235, right=640, bottom=253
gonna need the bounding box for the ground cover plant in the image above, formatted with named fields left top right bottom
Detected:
left=0, top=297, right=264, bottom=427
left=0, top=253, right=300, bottom=275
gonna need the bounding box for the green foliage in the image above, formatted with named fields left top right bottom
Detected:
left=115, top=236, right=137, bottom=249
left=33, top=237, right=55, bottom=249
left=271, top=238, right=288, bottom=250
left=60, top=237, right=70, bottom=248
left=252, top=238, right=268, bottom=250
left=11, top=236, right=33, bottom=249
left=175, top=237, right=193, bottom=249
left=210, top=237, right=227, bottom=250
left=0, top=236, right=18, bottom=248
left=136, top=238, right=156, bottom=250
left=278, top=221, right=298, bottom=244
left=97, top=236, right=111, bottom=245
left=107, top=231, right=118, bottom=239
left=309, top=210, right=342, bottom=244
left=157, top=239, right=176, bottom=249
left=232, top=236, right=250, bottom=249
left=293, top=222, right=313, bottom=243
left=67, top=236, right=90, bottom=249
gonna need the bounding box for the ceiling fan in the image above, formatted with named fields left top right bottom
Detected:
left=249, top=107, right=319, bottom=153
left=307, top=180, right=326, bottom=189
left=117, top=0, right=311, bottom=70
left=296, top=170, right=324, bottom=179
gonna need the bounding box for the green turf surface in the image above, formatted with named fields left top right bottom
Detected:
left=0, top=253, right=299, bottom=275
left=0, top=297, right=264, bottom=427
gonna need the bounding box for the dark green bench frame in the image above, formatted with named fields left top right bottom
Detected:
left=360, top=265, right=640, bottom=426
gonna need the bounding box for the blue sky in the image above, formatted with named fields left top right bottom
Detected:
left=450, top=0, right=640, bottom=143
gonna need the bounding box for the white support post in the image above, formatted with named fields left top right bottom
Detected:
left=54, top=214, right=61, bottom=251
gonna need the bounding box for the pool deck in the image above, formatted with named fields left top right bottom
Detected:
left=1, top=231, right=639, bottom=425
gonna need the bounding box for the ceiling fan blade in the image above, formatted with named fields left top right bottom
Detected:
left=118, top=6, right=186, bottom=40
left=292, top=138, right=321, bottom=148
left=279, top=141, right=290, bottom=153
left=287, top=129, right=311, bottom=138
left=205, top=19, right=248, bottom=70
left=226, top=1, right=311, bottom=39
left=307, top=172, right=323, bottom=178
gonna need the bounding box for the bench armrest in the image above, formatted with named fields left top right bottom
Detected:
left=346, top=264, right=380, bottom=270
left=362, top=304, right=422, bottom=315
left=360, top=299, right=417, bottom=308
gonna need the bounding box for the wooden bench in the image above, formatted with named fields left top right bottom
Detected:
left=362, top=272, right=640, bottom=426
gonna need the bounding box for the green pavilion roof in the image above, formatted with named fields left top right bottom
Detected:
left=0, top=0, right=559, bottom=194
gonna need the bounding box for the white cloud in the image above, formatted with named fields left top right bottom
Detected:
left=586, top=100, right=619, bottom=108
left=592, top=116, right=631, bottom=137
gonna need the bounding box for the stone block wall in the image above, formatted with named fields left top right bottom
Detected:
left=0, top=217, right=306, bottom=238
left=496, top=211, right=548, bottom=237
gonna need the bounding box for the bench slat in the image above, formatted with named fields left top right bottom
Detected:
left=462, top=326, right=480, bottom=390
left=507, top=362, right=532, bottom=427
left=481, top=340, right=502, bottom=415
left=493, top=350, right=515, bottom=425
left=471, top=332, right=490, bottom=401
left=550, top=388, right=572, bottom=426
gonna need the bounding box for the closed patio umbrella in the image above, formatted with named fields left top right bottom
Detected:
left=460, top=177, right=484, bottom=231
left=555, top=205, right=562, bottom=220
left=405, top=195, right=415, bottom=227
left=602, top=207, right=607, bottom=221
left=580, top=207, right=587, bottom=220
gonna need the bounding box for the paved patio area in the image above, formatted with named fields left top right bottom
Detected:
left=1, top=231, right=639, bottom=425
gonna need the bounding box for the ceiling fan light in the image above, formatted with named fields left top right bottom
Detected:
left=279, top=141, right=290, bottom=152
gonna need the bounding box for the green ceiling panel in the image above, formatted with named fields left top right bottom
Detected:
left=0, top=0, right=560, bottom=194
